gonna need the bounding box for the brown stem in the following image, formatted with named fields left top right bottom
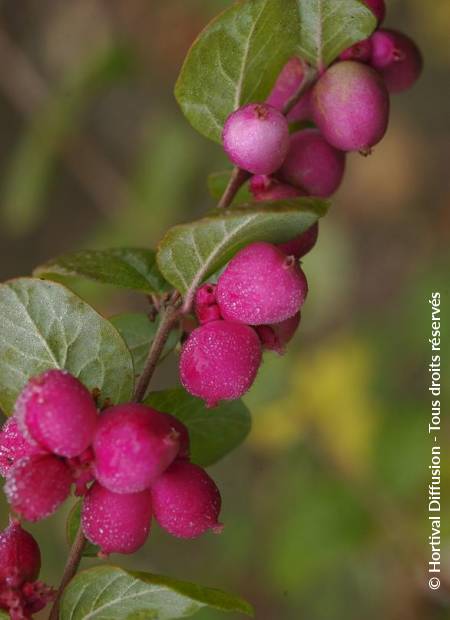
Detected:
left=133, top=304, right=181, bottom=403
left=282, top=64, right=317, bottom=117
left=49, top=525, right=86, bottom=620
left=216, top=167, right=250, bottom=209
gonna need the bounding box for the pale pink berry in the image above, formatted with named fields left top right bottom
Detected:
left=15, top=370, right=98, bottom=458
left=370, top=29, right=423, bottom=93
left=216, top=242, right=308, bottom=325
left=278, top=222, right=319, bottom=259
left=0, top=521, right=41, bottom=588
left=180, top=320, right=262, bottom=408
left=363, top=0, right=386, bottom=24
left=256, top=312, right=301, bottom=355
left=151, top=461, right=222, bottom=539
left=0, top=417, right=45, bottom=478
left=93, top=404, right=180, bottom=494
left=250, top=175, right=304, bottom=202
left=81, top=483, right=152, bottom=555
left=312, top=61, right=390, bottom=152
left=340, top=37, right=373, bottom=63
left=279, top=129, right=346, bottom=197
left=222, top=103, right=289, bottom=175
left=266, top=57, right=313, bottom=122
left=4, top=455, right=72, bottom=522
left=194, top=284, right=222, bottom=325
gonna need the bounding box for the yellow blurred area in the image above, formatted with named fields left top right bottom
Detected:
left=250, top=334, right=379, bottom=477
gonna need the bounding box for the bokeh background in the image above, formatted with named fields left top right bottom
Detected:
left=0, top=1, right=449, bottom=619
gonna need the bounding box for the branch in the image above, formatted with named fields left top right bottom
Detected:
left=282, top=63, right=317, bottom=116
left=49, top=525, right=86, bottom=620
left=216, top=167, right=250, bottom=209
left=133, top=301, right=181, bottom=403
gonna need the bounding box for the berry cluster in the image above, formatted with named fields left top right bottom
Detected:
left=223, top=0, right=422, bottom=197
left=180, top=240, right=309, bottom=407
left=1, top=369, right=222, bottom=557
left=0, top=520, right=54, bottom=620
left=182, top=0, right=422, bottom=409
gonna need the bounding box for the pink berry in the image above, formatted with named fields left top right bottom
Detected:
left=340, top=37, right=373, bottom=63
left=256, top=312, right=301, bottom=355
left=194, top=284, right=222, bottom=325
left=160, top=414, right=190, bottom=461
left=279, top=129, right=346, bottom=197
left=222, top=103, right=289, bottom=175
left=81, top=483, right=152, bottom=555
left=363, top=0, right=386, bottom=24
left=0, top=521, right=41, bottom=587
left=278, top=222, right=319, bottom=259
left=370, top=29, right=423, bottom=93
left=4, top=455, right=72, bottom=522
left=250, top=175, right=304, bottom=202
left=93, top=404, right=180, bottom=494
left=0, top=417, right=45, bottom=478
left=151, top=461, right=222, bottom=539
left=312, top=61, right=390, bottom=152
left=180, top=320, right=262, bottom=408
left=216, top=242, right=308, bottom=325
left=15, top=370, right=98, bottom=458
left=266, top=57, right=313, bottom=122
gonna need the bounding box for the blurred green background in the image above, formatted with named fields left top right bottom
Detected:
left=0, top=1, right=449, bottom=619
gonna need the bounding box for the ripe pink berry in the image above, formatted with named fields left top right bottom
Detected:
left=278, top=222, right=319, bottom=259
left=93, top=404, right=180, bottom=494
left=180, top=320, right=262, bottom=408
left=216, top=242, right=308, bottom=325
left=151, top=461, right=222, bottom=539
left=15, top=370, right=98, bottom=458
left=222, top=103, right=289, bottom=175
left=160, top=414, right=190, bottom=461
left=0, top=521, right=41, bottom=588
left=4, top=455, right=72, bottom=522
left=370, top=29, right=423, bottom=93
left=256, top=312, right=301, bottom=355
left=266, top=57, right=313, bottom=122
left=312, top=61, right=390, bottom=152
left=340, top=37, right=373, bottom=63
left=363, top=0, right=386, bottom=24
left=250, top=175, right=304, bottom=202
left=81, top=483, right=152, bottom=555
left=194, top=284, right=222, bottom=325
left=0, top=417, right=45, bottom=478
left=279, top=129, right=346, bottom=197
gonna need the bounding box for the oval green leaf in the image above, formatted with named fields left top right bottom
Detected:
left=294, top=0, right=377, bottom=69
left=111, top=313, right=181, bottom=376
left=66, top=502, right=99, bottom=558
left=156, top=198, right=328, bottom=303
left=0, top=278, right=134, bottom=414
left=145, top=389, right=251, bottom=467
left=175, top=0, right=300, bottom=142
left=34, top=248, right=169, bottom=294
left=60, top=565, right=253, bottom=620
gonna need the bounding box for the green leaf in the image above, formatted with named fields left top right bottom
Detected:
left=0, top=612, right=10, bottom=620
left=60, top=566, right=253, bottom=620
left=175, top=0, right=300, bottom=142
left=145, top=389, right=251, bottom=467
left=34, top=248, right=169, bottom=295
left=294, top=0, right=377, bottom=69
left=0, top=278, right=134, bottom=414
left=66, top=502, right=99, bottom=558
left=207, top=171, right=252, bottom=204
left=111, top=314, right=181, bottom=376
left=157, top=198, right=327, bottom=299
